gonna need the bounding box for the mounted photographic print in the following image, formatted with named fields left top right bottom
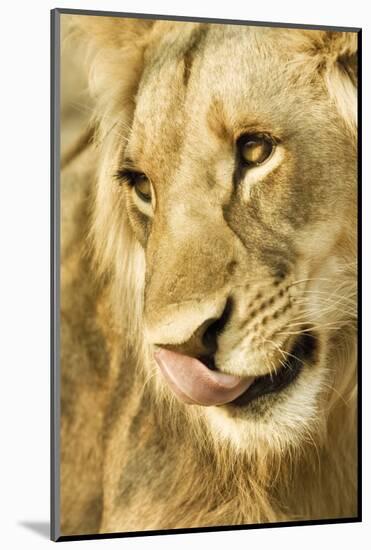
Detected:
left=51, top=8, right=361, bottom=541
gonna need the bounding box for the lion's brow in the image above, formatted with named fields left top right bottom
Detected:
left=117, top=156, right=137, bottom=172
left=180, top=25, right=208, bottom=88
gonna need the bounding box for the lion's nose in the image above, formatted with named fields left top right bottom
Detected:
left=147, top=298, right=233, bottom=359
left=199, top=298, right=233, bottom=355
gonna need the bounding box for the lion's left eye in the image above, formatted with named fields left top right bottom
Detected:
left=238, top=134, right=275, bottom=166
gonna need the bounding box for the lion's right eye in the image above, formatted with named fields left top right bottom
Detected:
left=131, top=173, right=152, bottom=204
left=115, top=170, right=152, bottom=204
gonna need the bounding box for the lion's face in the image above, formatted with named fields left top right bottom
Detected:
left=97, top=23, right=357, bottom=451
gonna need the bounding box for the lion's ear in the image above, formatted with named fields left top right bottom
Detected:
left=290, top=30, right=358, bottom=136
left=318, top=31, right=358, bottom=137
left=307, top=31, right=357, bottom=91
left=322, top=31, right=357, bottom=85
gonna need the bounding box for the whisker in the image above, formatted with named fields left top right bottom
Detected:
left=288, top=277, right=335, bottom=288
left=292, top=299, right=356, bottom=319
left=320, top=381, right=350, bottom=409
left=299, top=289, right=356, bottom=303
left=261, top=337, right=305, bottom=373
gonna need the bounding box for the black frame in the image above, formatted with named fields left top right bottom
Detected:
left=51, top=7, right=362, bottom=542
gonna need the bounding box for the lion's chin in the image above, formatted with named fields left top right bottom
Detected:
left=153, top=330, right=323, bottom=452
left=199, top=331, right=324, bottom=453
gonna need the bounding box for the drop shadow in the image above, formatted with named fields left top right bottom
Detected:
left=19, top=521, right=50, bottom=539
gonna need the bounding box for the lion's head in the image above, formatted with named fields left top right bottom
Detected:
left=75, top=18, right=357, bottom=457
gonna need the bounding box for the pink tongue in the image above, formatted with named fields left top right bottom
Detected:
left=154, top=348, right=254, bottom=406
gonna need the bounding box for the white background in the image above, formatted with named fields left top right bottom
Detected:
left=0, top=0, right=368, bottom=548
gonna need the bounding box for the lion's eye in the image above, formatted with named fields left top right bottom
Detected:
left=132, top=173, right=152, bottom=203
left=115, top=170, right=151, bottom=203
left=239, top=134, right=275, bottom=166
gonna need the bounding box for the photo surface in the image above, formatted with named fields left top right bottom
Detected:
left=53, top=10, right=359, bottom=539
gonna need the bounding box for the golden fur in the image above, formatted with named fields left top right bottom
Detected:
left=60, top=16, right=358, bottom=535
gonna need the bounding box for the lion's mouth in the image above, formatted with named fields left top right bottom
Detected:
left=154, top=331, right=316, bottom=408
left=230, top=331, right=317, bottom=407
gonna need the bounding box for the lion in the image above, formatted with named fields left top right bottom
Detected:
left=59, top=14, right=358, bottom=537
